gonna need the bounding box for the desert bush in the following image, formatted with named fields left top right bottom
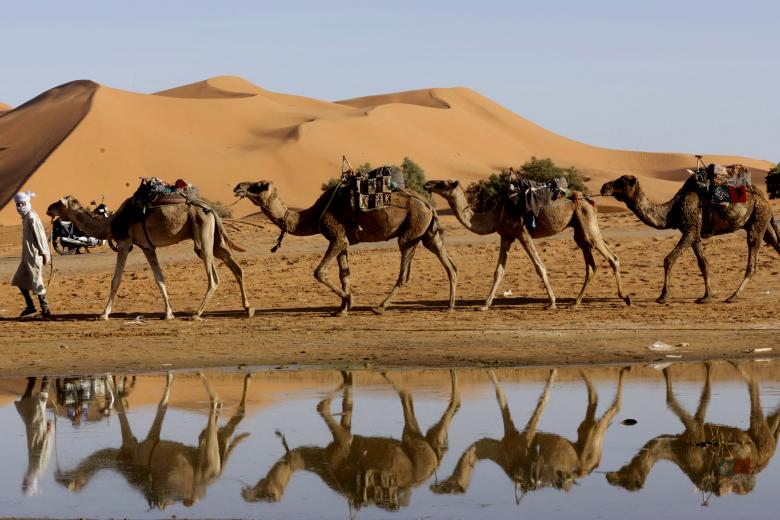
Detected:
left=465, top=157, right=587, bottom=213
left=766, top=163, right=780, bottom=199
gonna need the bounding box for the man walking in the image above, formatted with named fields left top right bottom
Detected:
left=11, top=192, right=51, bottom=318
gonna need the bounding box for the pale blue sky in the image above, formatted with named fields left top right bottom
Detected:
left=2, top=0, right=777, bottom=161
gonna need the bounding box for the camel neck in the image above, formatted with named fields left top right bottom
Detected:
left=64, top=205, right=113, bottom=240
left=446, top=188, right=500, bottom=235
left=262, top=189, right=337, bottom=236
left=626, top=187, right=675, bottom=230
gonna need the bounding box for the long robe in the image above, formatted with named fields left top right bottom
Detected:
left=11, top=210, right=50, bottom=294
left=15, top=390, right=54, bottom=495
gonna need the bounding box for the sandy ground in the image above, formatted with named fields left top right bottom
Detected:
left=0, top=210, right=779, bottom=376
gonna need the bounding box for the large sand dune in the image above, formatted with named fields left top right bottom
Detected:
left=0, top=102, right=10, bottom=114
left=0, top=76, right=773, bottom=224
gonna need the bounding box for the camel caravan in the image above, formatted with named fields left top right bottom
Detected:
left=40, top=155, right=778, bottom=319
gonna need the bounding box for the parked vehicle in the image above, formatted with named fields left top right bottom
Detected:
left=50, top=196, right=119, bottom=254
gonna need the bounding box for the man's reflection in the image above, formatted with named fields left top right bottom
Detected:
left=16, top=377, right=54, bottom=496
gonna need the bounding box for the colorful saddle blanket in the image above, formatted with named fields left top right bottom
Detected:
left=697, top=164, right=751, bottom=205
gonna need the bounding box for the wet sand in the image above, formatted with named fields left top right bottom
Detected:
left=0, top=211, right=778, bottom=376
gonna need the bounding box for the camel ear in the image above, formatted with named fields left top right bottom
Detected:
left=452, top=180, right=460, bottom=188
left=60, top=197, right=68, bottom=205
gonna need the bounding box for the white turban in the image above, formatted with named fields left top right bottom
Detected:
left=14, top=191, right=35, bottom=217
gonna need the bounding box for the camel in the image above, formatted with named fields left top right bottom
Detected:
left=606, top=363, right=780, bottom=500
left=424, top=180, right=629, bottom=310
left=46, top=195, right=253, bottom=320
left=233, top=181, right=457, bottom=316
left=600, top=175, right=780, bottom=303
left=55, top=372, right=252, bottom=510
left=242, top=370, right=460, bottom=511
left=431, top=367, right=627, bottom=499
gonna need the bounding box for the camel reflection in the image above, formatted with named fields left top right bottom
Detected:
left=432, top=368, right=627, bottom=499
left=242, top=370, right=460, bottom=512
left=55, top=372, right=251, bottom=510
left=606, top=363, right=780, bottom=500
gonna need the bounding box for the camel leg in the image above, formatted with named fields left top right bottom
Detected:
left=100, top=241, right=132, bottom=320
left=339, top=371, right=353, bottom=432
left=214, top=246, right=254, bottom=318
left=657, top=232, right=696, bottom=303
left=383, top=371, right=425, bottom=443
left=313, top=239, right=350, bottom=315
left=141, top=248, right=174, bottom=320
left=373, top=239, right=418, bottom=315
left=573, top=242, right=596, bottom=307
left=591, top=233, right=631, bottom=306
left=691, top=241, right=712, bottom=304
left=422, top=229, right=458, bottom=312
left=481, top=235, right=513, bottom=311
left=726, top=223, right=763, bottom=303
left=196, top=373, right=223, bottom=479
left=663, top=364, right=709, bottom=437
left=522, top=369, right=556, bottom=443
left=425, top=370, right=461, bottom=452
left=517, top=228, right=557, bottom=309
left=194, top=238, right=219, bottom=319
left=333, top=252, right=352, bottom=317
left=762, top=219, right=780, bottom=256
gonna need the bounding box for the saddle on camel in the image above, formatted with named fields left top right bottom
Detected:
left=505, top=168, right=583, bottom=234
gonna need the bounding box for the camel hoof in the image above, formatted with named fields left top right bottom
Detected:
left=99, top=314, right=110, bottom=321
left=623, top=296, right=632, bottom=306
left=725, top=296, right=739, bottom=304
left=163, top=313, right=175, bottom=320
left=478, top=305, right=490, bottom=312
left=572, top=300, right=582, bottom=309
left=331, top=309, right=349, bottom=317
left=656, top=296, right=670, bottom=304
left=545, top=303, right=557, bottom=310
left=371, top=306, right=386, bottom=316
left=444, top=306, right=455, bottom=314
left=246, top=307, right=255, bottom=318
left=190, top=314, right=204, bottom=321
left=695, top=296, right=711, bottom=304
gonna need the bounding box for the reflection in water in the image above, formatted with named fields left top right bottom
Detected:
left=432, top=368, right=626, bottom=499
left=55, top=372, right=251, bottom=510
left=16, top=377, right=54, bottom=496
left=4, top=364, right=780, bottom=518
left=606, top=363, right=780, bottom=502
left=242, top=370, right=460, bottom=512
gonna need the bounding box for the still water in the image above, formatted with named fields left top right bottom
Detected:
left=1, top=362, right=779, bottom=519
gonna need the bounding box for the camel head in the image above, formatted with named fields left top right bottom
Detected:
left=234, top=181, right=277, bottom=209
left=424, top=179, right=461, bottom=197
left=600, top=175, right=639, bottom=203
left=605, top=466, right=646, bottom=491
left=46, top=196, right=82, bottom=218
left=242, top=478, right=284, bottom=503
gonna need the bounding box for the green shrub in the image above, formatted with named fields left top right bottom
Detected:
left=766, top=163, right=780, bottom=199
left=320, top=157, right=432, bottom=203
left=465, top=157, right=588, bottom=213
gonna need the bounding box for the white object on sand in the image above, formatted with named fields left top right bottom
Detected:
left=648, top=341, right=674, bottom=352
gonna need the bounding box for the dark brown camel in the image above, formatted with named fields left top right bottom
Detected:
left=601, top=175, right=780, bottom=303
left=234, top=181, right=457, bottom=316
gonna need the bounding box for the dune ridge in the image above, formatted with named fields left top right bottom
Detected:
left=0, top=77, right=773, bottom=224
left=0, top=80, right=97, bottom=215
left=0, top=102, right=10, bottom=114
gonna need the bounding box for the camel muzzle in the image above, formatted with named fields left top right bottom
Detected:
left=600, top=183, right=614, bottom=196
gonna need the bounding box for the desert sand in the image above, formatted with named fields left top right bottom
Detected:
left=0, top=76, right=774, bottom=225
left=0, top=209, right=779, bottom=376
left=0, top=102, right=10, bottom=113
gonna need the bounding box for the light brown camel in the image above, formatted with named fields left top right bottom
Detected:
left=606, top=363, right=780, bottom=499
left=424, top=180, right=629, bottom=310
left=234, top=181, right=457, bottom=316
left=55, top=372, right=252, bottom=510
left=242, top=370, right=460, bottom=511
left=431, top=367, right=627, bottom=498
left=601, top=175, right=780, bottom=303
left=46, top=196, right=253, bottom=320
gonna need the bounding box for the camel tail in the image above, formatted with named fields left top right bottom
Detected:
left=214, top=213, right=246, bottom=252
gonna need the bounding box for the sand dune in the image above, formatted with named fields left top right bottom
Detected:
left=0, top=81, right=97, bottom=217
left=0, top=102, right=10, bottom=114
left=0, top=76, right=773, bottom=224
